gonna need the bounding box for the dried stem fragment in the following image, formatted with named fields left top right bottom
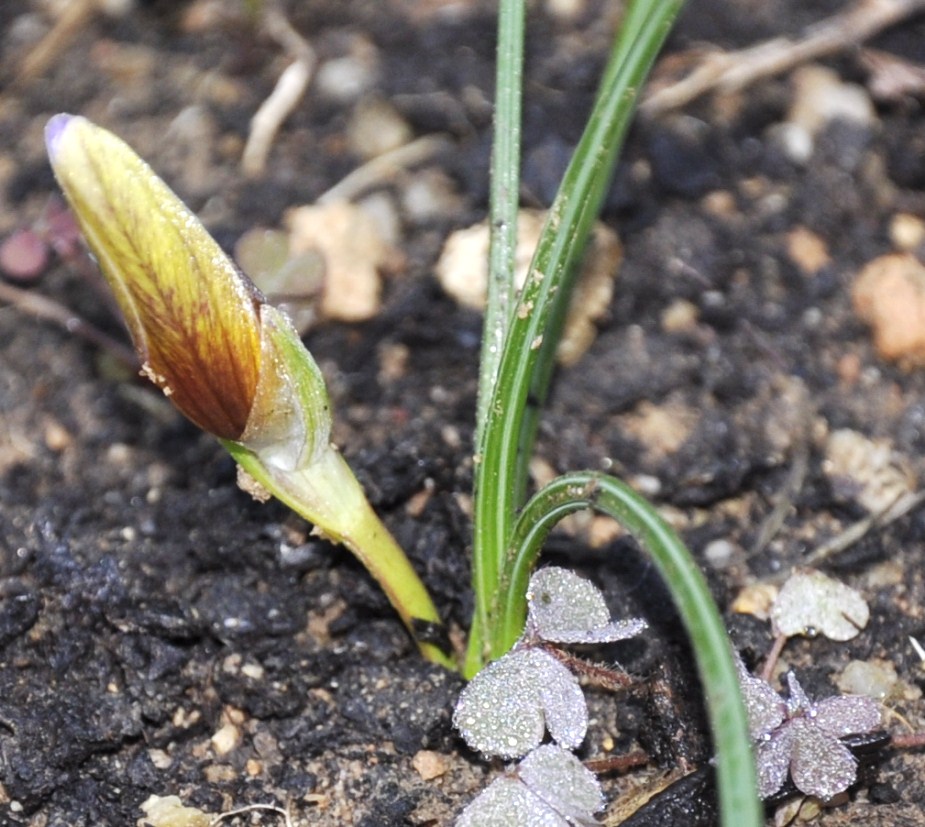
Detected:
left=641, top=0, right=925, bottom=116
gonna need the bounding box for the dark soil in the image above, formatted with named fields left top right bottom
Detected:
left=3, top=1, right=925, bottom=825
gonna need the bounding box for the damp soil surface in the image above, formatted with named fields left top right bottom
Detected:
left=3, top=1, right=925, bottom=825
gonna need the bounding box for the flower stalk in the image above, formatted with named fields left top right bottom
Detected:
left=46, top=114, right=451, bottom=667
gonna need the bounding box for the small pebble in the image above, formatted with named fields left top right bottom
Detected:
left=853, top=252, right=925, bottom=365
left=347, top=97, right=412, bottom=160
left=316, top=38, right=379, bottom=104
left=836, top=659, right=897, bottom=700
left=731, top=583, right=778, bottom=620
left=210, top=722, right=241, bottom=755
left=660, top=299, right=699, bottom=334
left=0, top=229, right=48, bottom=280
left=703, top=538, right=736, bottom=568
left=412, top=749, right=449, bottom=780
left=788, top=64, right=876, bottom=138
left=890, top=212, right=925, bottom=251
left=786, top=226, right=830, bottom=275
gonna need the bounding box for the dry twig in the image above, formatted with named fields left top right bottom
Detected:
left=210, top=803, right=293, bottom=827
left=242, top=5, right=316, bottom=177
left=317, top=134, right=452, bottom=204
left=15, top=0, right=99, bottom=85
left=0, top=280, right=136, bottom=368
left=641, top=0, right=925, bottom=117
left=860, top=46, right=925, bottom=100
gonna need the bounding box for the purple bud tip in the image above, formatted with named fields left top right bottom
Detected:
left=45, top=114, right=74, bottom=161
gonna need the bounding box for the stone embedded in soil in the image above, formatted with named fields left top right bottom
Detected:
left=777, top=64, right=877, bottom=163
left=139, top=794, right=212, bottom=827
left=890, top=213, right=925, bottom=251
left=0, top=228, right=49, bottom=280
left=285, top=200, right=400, bottom=322
left=412, top=749, right=449, bottom=780
left=435, top=209, right=622, bottom=365
left=785, top=226, right=831, bottom=276
left=837, top=659, right=899, bottom=701
left=853, top=252, right=925, bottom=365
left=823, top=428, right=915, bottom=515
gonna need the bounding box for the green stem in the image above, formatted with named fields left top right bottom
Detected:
left=468, top=0, right=526, bottom=676
left=468, top=0, right=684, bottom=673
left=224, top=441, right=455, bottom=669
left=501, top=472, right=762, bottom=827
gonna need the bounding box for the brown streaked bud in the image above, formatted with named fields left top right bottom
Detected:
left=45, top=114, right=331, bottom=463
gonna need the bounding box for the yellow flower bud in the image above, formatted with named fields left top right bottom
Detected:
left=45, top=114, right=330, bottom=468
left=46, top=114, right=261, bottom=438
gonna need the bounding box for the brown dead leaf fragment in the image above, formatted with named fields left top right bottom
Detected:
left=286, top=201, right=399, bottom=322
left=853, top=252, right=925, bottom=365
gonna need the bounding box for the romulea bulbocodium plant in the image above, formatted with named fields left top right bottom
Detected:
left=41, top=0, right=925, bottom=819
left=42, top=1, right=761, bottom=824
left=45, top=110, right=758, bottom=825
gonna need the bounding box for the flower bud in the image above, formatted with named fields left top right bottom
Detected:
left=45, top=114, right=330, bottom=467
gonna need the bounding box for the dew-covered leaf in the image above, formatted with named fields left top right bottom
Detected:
left=527, top=567, right=647, bottom=644
left=453, top=649, right=587, bottom=759
left=756, top=726, right=794, bottom=799
left=518, top=745, right=603, bottom=826
left=770, top=569, right=869, bottom=641
left=788, top=719, right=859, bottom=801
left=735, top=653, right=785, bottom=738
left=538, top=655, right=589, bottom=751
left=812, top=694, right=882, bottom=737
left=752, top=670, right=882, bottom=800
left=785, top=671, right=811, bottom=713
left=455, top=746, right=604, bottom=827
left=455, top=776, right=568, bottom=827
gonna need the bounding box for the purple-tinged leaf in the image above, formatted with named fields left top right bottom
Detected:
left=756, top=727, right=794, bottom=799
left=812, top=694, right=882, bottom=737
left=789, top=719, right=858, bottom=801
left=735, top=653, right=785, bottom=738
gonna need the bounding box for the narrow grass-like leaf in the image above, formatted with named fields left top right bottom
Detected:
left=501, top=471, right=762, bottom=827
left=468, top=0, right=684, bottom=674
left=467, top=0, right=525, bottom=675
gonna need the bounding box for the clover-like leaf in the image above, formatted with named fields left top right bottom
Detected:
left=738, top=662, right=883, bottom=800
left=770, top=569, right=869, bottom=641
left=456, top=776, right=568, bottom=827
left=526, top=566, right=647, bottom=644
left=455, top=746, right=603, bottom=827
left=518, top=744, right=603, bottom=825
left=734, top=652, right=785, bottom=738
left=453, top=648, right=587, bottom=759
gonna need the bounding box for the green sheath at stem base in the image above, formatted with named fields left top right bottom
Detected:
left=223, top=440, right=455, bottom=669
